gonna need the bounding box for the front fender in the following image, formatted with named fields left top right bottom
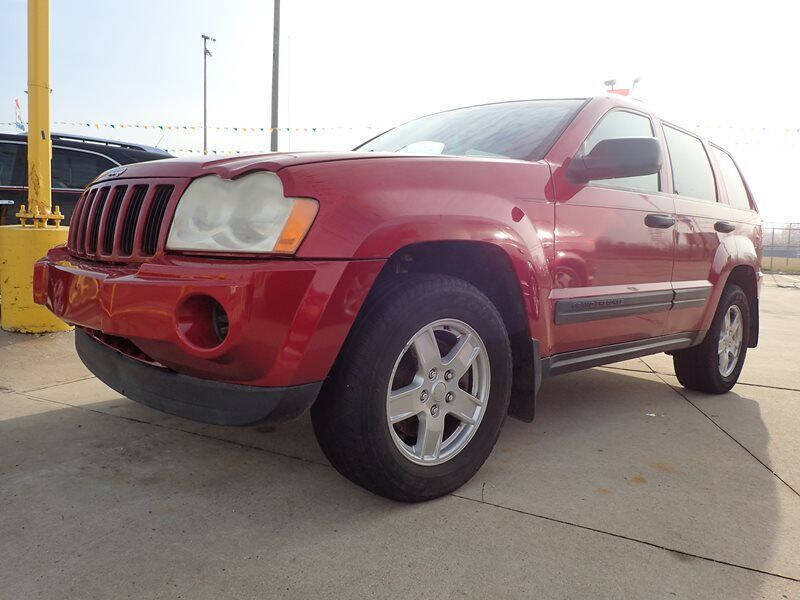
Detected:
left=279, top=157, right=557, bottom=349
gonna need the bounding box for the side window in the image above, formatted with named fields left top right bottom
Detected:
left=712, top=147, right=751, bottom=211
left=583, top=110, right=660, bottom=193
left=0, top=143, right=25, bottom=186
left=663, top=126, right=716, bottom=202
left=52, top=148, right=115, bottom=189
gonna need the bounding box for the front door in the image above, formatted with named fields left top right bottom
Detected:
left=550, top=108, right=676, bottom=354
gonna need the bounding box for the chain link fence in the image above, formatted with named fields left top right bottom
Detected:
left=763, top=223, right=800, bottom=273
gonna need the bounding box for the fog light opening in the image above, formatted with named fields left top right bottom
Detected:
left=176, top=295, right=229, bottom=350
left=212, top=301, right=229, bottom=343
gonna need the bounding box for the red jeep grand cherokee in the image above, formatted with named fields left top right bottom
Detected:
left=34, top=96, right=761, bottom=501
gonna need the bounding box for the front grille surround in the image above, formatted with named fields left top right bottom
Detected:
left=67, top=177, right=190, bottom=262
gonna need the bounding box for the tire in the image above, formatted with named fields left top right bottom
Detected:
left=672, top=284, right=750, bottom=394
left=311, top=273, right=512, bottom=502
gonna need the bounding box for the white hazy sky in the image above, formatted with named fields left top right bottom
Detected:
left=2, top=0, right=799, bottom=221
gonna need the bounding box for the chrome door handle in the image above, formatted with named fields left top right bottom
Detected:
left=644, top=214, right=676, bottom=229
left=714, top=220, right=736, bottom=233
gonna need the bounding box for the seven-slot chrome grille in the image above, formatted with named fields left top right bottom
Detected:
left=67, top=178, right=189, bottom=261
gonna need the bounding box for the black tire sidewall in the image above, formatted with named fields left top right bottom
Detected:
left=708, top=285, right=750, bottom=389
left=317, top=275, right=512, bottom=500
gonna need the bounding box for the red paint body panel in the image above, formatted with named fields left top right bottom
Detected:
left=280, top=157, right=555, bottom=349
left=35, top=245, right=384, bottom=386
left=33, top=94, right=761, bottom=398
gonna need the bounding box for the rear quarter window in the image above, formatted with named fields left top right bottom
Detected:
left=712, top=147, right=752, bottom=211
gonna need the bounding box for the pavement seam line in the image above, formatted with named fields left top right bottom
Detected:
left=450, top=493, right=800, bottom=583
left=18, top=392, right=332, bottom=469
left=602, top=366, right=800, bottom=393
left=18, top=375, right=97, bottom=394
left=653, top=373, right=800, bottom=498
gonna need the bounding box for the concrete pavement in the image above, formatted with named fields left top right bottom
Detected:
left=1, top=280, right=798, bottom=599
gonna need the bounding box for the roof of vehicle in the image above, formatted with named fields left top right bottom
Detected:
left=0, top=131, right=172, bottom=163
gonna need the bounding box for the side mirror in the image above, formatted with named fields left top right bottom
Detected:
left=567, top=137, right=662, bottom=184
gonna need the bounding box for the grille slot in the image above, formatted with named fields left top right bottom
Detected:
left=120, top=185, right=149, bottom=256
left=87, top=187, right=110, bottom=253
left=142, top=185, right=174, bottom=256
left=68, top=191, right=90, bottom=248
left=101, top=185, right=127, bottom=254
left=74, top=188, right=97, bottom=252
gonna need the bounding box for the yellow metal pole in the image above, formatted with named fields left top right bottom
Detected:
left=0, top=0, right=69, bottom=332
left=27, top=0, right=52, bottom=223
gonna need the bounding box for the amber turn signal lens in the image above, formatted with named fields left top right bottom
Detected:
left=274, top=198, right=319, bottom=254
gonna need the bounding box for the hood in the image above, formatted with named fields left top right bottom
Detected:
left=92, top=151, right=423, bottom=183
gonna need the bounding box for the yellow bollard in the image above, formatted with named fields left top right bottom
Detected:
left=0, top=225, right=71, bottom=332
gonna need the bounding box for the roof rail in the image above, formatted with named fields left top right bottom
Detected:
left=50, top=132, right=170, bottom=155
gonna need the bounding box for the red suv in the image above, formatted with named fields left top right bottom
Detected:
left=34, top=95, right=761, bottom=501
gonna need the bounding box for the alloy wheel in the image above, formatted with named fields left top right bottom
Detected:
left=718, top=304, right=743, bottom=377
left=386, top=319, right=490, bottom=466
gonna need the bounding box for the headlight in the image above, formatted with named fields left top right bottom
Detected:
left=166, top=172, right=318, bottom=254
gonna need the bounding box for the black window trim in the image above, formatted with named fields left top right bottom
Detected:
left=0, top=139, right=121, bottom=192
left=578, top=106, right=663, bottom=194
left=708, top=141, right=755, bottom=212
left=660, top=121, right=720, bottom=204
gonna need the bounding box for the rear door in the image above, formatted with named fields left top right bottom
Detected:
left=661, top=124, right=725, bottom=333
left=551, top=108, right=676, bottom=353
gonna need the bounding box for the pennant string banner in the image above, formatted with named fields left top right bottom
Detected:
left=4, top=120, right=800, bottom=134
left=3, top=121, right=800, bottom=154
left=1, top=121, right=385, bottom=133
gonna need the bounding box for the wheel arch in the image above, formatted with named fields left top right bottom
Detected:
left=724, top=264, right=760, bottom=347
left=366, top=240, right=541, bottom=422
left=697, top=234, right=760, bottom=348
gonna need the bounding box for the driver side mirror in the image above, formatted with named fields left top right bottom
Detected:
left=567, top=137, right=662, bottom=184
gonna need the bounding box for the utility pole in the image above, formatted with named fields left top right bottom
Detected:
left=270, top=0, right=280, bottom=152
left=202, top=34, right=215, bottom=155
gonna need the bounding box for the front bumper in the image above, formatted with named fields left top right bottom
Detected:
left=76, top=329, right=321, bottom=425
left=34, top=246, right=384, bottom=388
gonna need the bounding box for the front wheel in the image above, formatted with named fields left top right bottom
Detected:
left=311, top=274, right=512, bottom=501
left=673, top=284, right=750, bottom=394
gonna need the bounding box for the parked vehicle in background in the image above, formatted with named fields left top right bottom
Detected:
left=0, top=132, right=170, bottom=225
left=33, top=95, right=762, bottom=502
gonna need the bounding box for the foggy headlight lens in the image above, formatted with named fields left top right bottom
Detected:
left=166, top=172, right=318, bottom=254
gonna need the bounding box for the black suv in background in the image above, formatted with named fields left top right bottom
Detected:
left=0, top=132, right=171, bottom=225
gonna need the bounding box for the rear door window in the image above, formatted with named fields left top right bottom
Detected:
left=0, top=142, right=25, bottom=186
left=583, top=110, right=660, bottom=193
left=52, top=148, right=115, bottom=189
left=663, top=126, right=717, bottom=202
left=712, top=147, right=752, bottom=211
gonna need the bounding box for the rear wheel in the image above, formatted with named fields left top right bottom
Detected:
left=311, top=274, right=512, bottom=501
left=673, top=284, right=750, bottom=394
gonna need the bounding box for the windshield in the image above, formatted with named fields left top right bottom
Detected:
left=356, top=99, right=585, bottom=161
